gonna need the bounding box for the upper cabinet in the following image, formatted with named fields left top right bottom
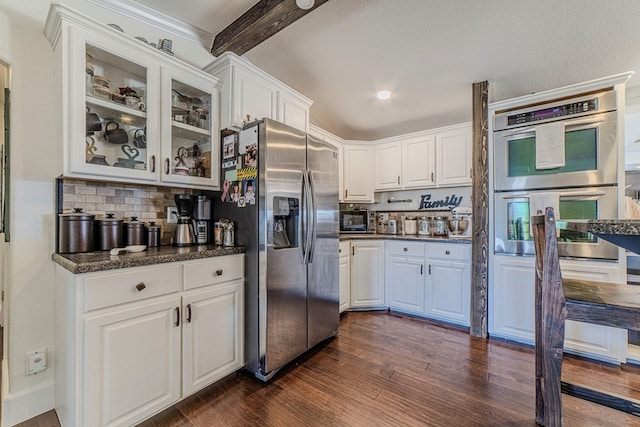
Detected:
left=44, top=4, right=221, bottom=190
left=205, top=52, right=312, bottom=133
left=436, top=124, right=472, bottom=187
left=373, top=123, right=470, bottom=192
left=343, top=144, right=374, bottom=202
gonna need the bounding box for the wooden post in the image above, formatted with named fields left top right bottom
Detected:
left=470, top=81, right=488, bottom=338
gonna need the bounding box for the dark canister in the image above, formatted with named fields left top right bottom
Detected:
left=122, top=216, right=146, bottom=246
left=146, top=221, right=161, bottom=247
left=94, top=213, right=123, bottom=251
left=58, top=208, right=95, bottom=253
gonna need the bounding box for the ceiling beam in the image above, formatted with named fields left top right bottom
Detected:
left=211, top=0, right=329, bottom=57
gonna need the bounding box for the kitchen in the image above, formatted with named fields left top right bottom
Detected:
left=3, top=1, right=640, bottom=426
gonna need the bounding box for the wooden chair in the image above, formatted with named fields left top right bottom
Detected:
left=531, top=207, right=640, bottom=426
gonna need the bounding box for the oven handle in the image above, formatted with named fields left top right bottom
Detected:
left=500, top=190, right=606, bottom=200
left=499, top=117, right=606, bottom=138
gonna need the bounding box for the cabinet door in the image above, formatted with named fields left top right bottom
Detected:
left=234, top=67, right=276, bottom=127
left=426, top=260, right=469, bottom=325
left=436, top=124, right=472, bottom=186
left=343, top=145, right=374, bottom=202
left=489, top=256, right=535, bottom=342
left=84, top=296, right=181, bottom=427
left=339, top=242, right=350, bottom=313
left=386, top=256, right=425, bottom=314
left=374, top=142, right=402, bottom=191
left=350, top=241, right=385, bottom=307
left=277, top=90, right=310, bottom=132
left=182, top=280, right=244, bottom=396
left=403, top=135, right=436, bottom=188
left=71, top=27, right=159, bottom=182
left=161, top=67, right=220, bottom=189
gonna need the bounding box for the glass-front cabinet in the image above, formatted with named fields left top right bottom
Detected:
left=45, top=5, right=220, bottom=189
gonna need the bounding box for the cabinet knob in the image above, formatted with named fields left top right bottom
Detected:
left=135, top=282, right=146, bottom=292
left=215, top=269, right=223, bottom=276
left=445, top=250, right=450, bottom=255
left=403, top=247, right=408, bottom=251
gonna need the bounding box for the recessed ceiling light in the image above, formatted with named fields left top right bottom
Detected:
left=377, top=90, right=391, bottom=100
left=296, top=0, right=315, bottom=10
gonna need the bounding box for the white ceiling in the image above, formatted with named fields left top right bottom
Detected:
left=130, top=0, right=640, bottom=140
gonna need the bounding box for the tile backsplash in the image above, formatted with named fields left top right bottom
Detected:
left=58, top=178, right=198, bottom=245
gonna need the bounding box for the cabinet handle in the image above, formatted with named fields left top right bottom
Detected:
left=429, top=265, right=431, bottom=275
left=339, top=248, right=341, bottom=253
left=345, top=189, right=348, bottom=199
left=397, top=176, right=400, bottom=185
left=469, top=168, right=472, bottom=177
left=151, top=155, right=156, bottom=173
left=420, top=264, right=423, bottom=275
left=215, top=269, right=223, bottom=276
left=135, top=282, right=146, bottom=292
left=445, top=250, right=450, bottom=255
left=186, top=303, right=192, bottom=323
left=174, top=307, right=180, bottom=327
left=403, top=247, right=408, bottom=251
left=352, top=246, right=355, bottom=256
left=431, top=172, right=434, bottom=181
left=165, top=158, right=170, bottom=175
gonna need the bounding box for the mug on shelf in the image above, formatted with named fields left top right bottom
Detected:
left=103, top=121, right=128, bottom=144
left=133, top=128, right=147, bottom=149
left=86, top=107, right=101, bottom=133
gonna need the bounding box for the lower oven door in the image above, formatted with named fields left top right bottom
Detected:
left=494, top=187, right=619, bottom=260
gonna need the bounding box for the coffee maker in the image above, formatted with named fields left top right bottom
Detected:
left=192, top=195, right=212, bottom=244
left=173, top=194, right=196, bottom=246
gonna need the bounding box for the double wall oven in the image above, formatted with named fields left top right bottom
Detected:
left=493, top=89, right=620, bottom=260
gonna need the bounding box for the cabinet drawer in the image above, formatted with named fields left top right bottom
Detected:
left=426, top=243, right=470, bottom=261
left=387, top=241, right=425, bottom=257
left=183, top=255, right=244, bottom=291
left=84, top=265, right=181, bottom=312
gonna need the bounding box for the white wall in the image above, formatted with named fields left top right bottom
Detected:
left=0, top=1, right=216, bottom=424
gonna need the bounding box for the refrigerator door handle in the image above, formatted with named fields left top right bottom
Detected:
left=302, top=169, right=312, bottom=265
left=307, top=169, right=316, bottom=263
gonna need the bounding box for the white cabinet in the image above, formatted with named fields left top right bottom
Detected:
left=44, top=5, right=221, bottom=190
left=425, top=243, right=470, bottom=326
left=350, top=240, right=385, bottom=308
left=343, top=144, right=374, bottom=202
left=490, top=255, right=628, bottom=363
left=403, top=134, right=436, bottom=188
left=55, top=254, right=244, bottom=427
left=436, top=124, right=472, bottom=186
left=339, top=241, right=351, bottom=313
left=374, top=141, right=402, bottom=191
left=205, top=52, right=312, bottom=133
left=386, top=241, right=426, bottom=315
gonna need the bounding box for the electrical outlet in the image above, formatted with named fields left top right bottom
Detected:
left=167, top=207, right=178, bottom=223
left=26, top=347, right=47, bottom=375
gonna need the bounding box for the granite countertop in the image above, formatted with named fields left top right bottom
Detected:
left=561, top=219, right=640, bottom=235
left=339, top=233, right=472, bottom=244
left=52, top=245, right=246, bottom=274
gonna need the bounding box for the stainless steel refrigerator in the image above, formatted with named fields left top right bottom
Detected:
left=210, top=118, right=339, bottom=381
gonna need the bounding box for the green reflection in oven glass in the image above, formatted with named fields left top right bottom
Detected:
left=508, top=128, right=597, bottom=177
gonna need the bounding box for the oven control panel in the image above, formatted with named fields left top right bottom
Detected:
left=507, top=98, right=598, bottom=126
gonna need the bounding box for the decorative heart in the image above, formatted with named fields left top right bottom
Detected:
left=122, top=145, right=139, bottom=160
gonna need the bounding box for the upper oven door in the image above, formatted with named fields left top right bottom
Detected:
left=494, top=187, right=618, bottom=260
left=493, top=111, right=617, bottom=191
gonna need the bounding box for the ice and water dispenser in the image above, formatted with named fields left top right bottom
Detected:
left=273, top=196, right=299, bottom=249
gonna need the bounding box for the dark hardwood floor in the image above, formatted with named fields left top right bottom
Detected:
left=17, top=311, right=640, bottom=426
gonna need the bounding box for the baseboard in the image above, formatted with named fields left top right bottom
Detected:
left=1, top=360, right=54, bottom=427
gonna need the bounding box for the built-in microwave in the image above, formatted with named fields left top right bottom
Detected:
left=493, top=89, right=618, bottom=191
left=339, top=208, right=375, bottom=233
left=494, top=186, right=618, bottom=260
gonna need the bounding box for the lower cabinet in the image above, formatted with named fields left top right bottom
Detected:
left=386, top=241, right=426, bottom=315
left=339, top=241, right=351, bottom=313
left=55, top=254, right=244, bottom=427
left=350, top=240, right=385, bottom=308
left=425, top=243, right=471, bottom=326
left=490, top=254, right=628, bottom=363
